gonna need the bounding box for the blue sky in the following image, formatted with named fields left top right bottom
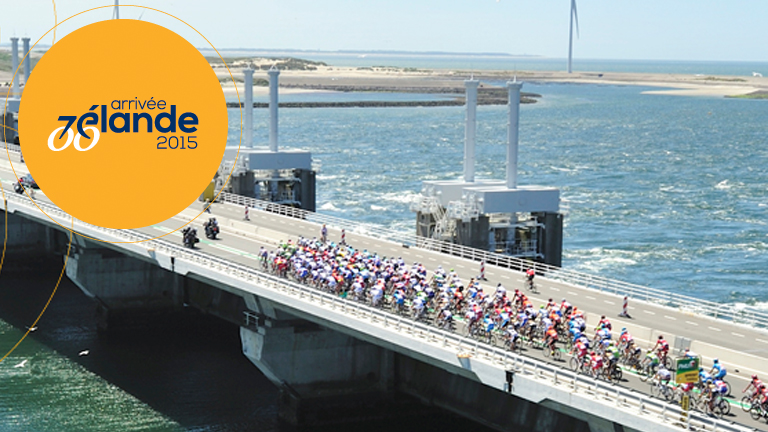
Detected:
left=2, top=0, right=765, bottom=62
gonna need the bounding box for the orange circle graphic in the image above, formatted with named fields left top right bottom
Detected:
left=19, top=19, right=228, bottom=229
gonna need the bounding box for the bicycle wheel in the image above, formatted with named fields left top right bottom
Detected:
left=639, top=365, right=653, bottom=383
left=662, top=356, right=672, bottom=369
left=569, top=356, right=580, bottom=372
left=663, top=385, right=675, bottom=402
left=718, top=397, right=731, bottom=416
left=749, top=404, right=763, bottom=421
left=741, top=396, right=752, bottom=412
left=650, top=382, right=661, bottom=398
left=611, top=366, right=623, bottom=383
left=553, top=348, right=562, bottom=362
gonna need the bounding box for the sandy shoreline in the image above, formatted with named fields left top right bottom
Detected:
left=216, top=66, right=767, bottom=98
left=1, top=61, right=763, bottom=99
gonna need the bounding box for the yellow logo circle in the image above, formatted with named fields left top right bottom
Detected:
left=19, top=19, right=227, bottom=229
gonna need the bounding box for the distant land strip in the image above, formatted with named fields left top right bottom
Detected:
left=227, top=98, right=537, bottom=108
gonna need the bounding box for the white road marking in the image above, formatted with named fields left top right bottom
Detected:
left=551, top=287, right=560, bottom=291
left=603, top=300, right=614, bottom=305
left=664, top=316, right=676, bottom=321
left=732, top=332, right=745, bottom=338
left=643, top=310, right=655, bottom=315
left=585, top=296, right=595, bottom=300
left=757, top=339, right=768, bottom=344
left=708, top=327, right=721, bottom=332
left=416, top=254, right=424, bottom=258
left=429, top=258, right=437, bottom=261
left=686, top=321, right=698, bottom=326
left=568, top=291, right=577, bottom=296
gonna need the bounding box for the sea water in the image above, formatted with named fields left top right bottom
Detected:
left=0, top=58, right=766, bottom=431
left=231, top=81, right=768, bottom=307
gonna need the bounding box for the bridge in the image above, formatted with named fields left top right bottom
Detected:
left=0, top=146, right=766, bottom=432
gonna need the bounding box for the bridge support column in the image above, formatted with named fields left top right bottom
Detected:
left=240, top=317, right=405, bottom=427
left=0, top=211, right=63, bottom=265
left=65, top=241, right=183, bottom=331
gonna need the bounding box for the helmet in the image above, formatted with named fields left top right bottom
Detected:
left=658, top=335, right=664, bottom=340
left=621, top=328, right=627, bottom=332
left=562, top=298, right=566, bottom=302
left=753, top=375, right=758, bottom=379
left=699, top=367, right=704, bottom=372
left=713, top=358, right=719, bottom=364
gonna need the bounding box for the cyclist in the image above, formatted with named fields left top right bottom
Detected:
left=596, top=315, right=612, bottom=331
left=644, top=350, right=660, bottom=372
left=525, top=268, right=535, bottom=290
left=504, top=327, right=521, bottom=351
left=437, top=306, right=453, bottom=329
left=606, top=343, right=621, bottom=369
left=560, top=298, right=573, bottom=316
left=494, top=283, right=507, bottom=300
left=590, top=351, right=604, bottom=377
left=654, top=366, right=672, bottom=386
left=744, top=375, right=766, bottom=402
left=709, top=358, right=727, bottom=381
left=545, top=326, right=559, bottom=356
left=652, top=335, right=670, bottom=365
left=698, top=367, right=713, bottom=386
left=321, top=224, right=328, bottom=243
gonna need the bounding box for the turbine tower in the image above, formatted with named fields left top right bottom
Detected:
left=567, top=0, right=580, bottom=73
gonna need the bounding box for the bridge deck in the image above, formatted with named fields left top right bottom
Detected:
left=0, top=153, right=765, bottom=431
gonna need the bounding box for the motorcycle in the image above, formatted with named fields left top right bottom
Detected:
left=181, top=227, right=199, bottom=248
left=203, top=218, right=220, bottom=239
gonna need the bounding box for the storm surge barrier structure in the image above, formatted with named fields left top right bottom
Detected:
left=217, top=191, right=768, bottom=330
left=0, top=191, right=756, bottom=432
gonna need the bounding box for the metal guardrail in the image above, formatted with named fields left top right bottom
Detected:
left=217, top=192, right=768, bottom=330
left=4, top=193, right=754, bottom=432
left=2, top=140, right=765, bottom=330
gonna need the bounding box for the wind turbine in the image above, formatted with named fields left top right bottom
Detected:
left=567, top=0, right=579, bottom=73
left=113, top=0, right=119, bottom=19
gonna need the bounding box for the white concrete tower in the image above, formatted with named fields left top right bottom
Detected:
left=268, top=65, right=280, bottom=152
left=243, top=68, right=254, bottom=148
left=506, top=80, right=523, bottom=189
left=22, top=37, right=31, bottom=86
left=10, top=37, right=19, bottom=97
left=463, top=77, right=479, bottom=183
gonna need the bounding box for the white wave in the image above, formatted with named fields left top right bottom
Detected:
left=379, top=191, right=422, bottom=204
left=551, top=166, right=577, bottom=173
left=370, top=205, right=387, bottom=211
left=715, top=180, right=731, bottom=190
left=319, top=202, right=341, bottom=211
left=317, top=174, right=339, bottom=181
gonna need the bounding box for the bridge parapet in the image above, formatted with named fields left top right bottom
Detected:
left=0, top=188, right=759, bottom=432
left=216, top=191, right=768, bottom=330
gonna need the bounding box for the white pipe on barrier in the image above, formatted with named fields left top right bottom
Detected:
left=3, top=193, right=757, bottom=432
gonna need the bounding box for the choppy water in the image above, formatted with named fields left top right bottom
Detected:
left=3, top=57, right=768, bottom=430
left=230, top=81, right=768, bottom=308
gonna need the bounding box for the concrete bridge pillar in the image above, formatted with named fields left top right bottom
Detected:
left=65, top=241, right=184, bottom=331
left=240, top=301, right=403, bottom=426
left=0, top=211, right=63, bottom=260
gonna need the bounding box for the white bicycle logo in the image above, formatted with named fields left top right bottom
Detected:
left=47, top=126, right=100, bottom=152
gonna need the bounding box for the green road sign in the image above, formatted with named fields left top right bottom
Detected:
left=675, top=357, right=699, bottom=384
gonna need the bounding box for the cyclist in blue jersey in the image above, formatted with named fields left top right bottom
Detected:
left=709, top=358, right=727, bottom=380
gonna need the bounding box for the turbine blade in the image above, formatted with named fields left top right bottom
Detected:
left=573, top=0, right=580, bottom=39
